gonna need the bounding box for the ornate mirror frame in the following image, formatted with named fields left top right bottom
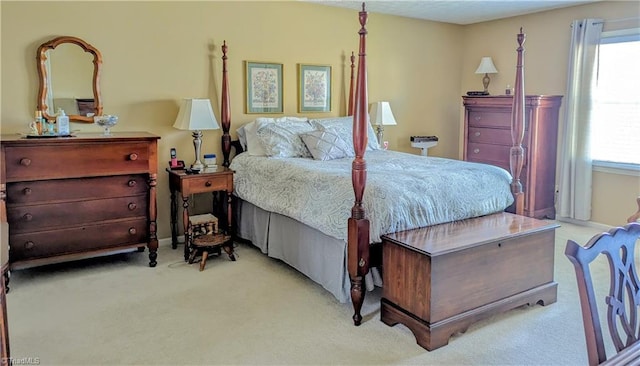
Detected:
left=37, top=36, right=103, bottom=123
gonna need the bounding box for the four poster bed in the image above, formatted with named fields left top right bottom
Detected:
left=216, top=3, right=558, bottom=340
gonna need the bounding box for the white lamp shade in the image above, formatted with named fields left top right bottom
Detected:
left=475, top=57, right=498, bottom=74
left=369, top=101, right=397, bottom=126
left=173, top=98, right=220, bottom=131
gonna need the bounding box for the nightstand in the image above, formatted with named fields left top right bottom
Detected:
left=167, top=167, right=234, bottom=262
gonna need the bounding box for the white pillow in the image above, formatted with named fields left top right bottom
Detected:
left=309, top=116, right=380, bottom=151
left=236, top=124, right=248, bottom=151
left=276, top=116, right=309, bottom=123
left=255, top=120, right=316, bottom=158
left=245, top=119, right=275, bottom=156
left=300, top=128, right=354, bottom=161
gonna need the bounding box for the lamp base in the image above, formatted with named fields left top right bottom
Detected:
left=191, top=161, right=204, bottom=171
left=482, top=73, right=491, bottom=94
left=376, top=125, right=384, bottom=146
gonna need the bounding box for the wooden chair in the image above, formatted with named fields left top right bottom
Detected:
left=565, top=222, right=640, bottom=365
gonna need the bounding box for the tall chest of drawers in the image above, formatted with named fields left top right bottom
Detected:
left=0, top=132, right=160, bottom=270
left=463, top=95, right=562, bottom=219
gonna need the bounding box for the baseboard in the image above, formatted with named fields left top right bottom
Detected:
left=159, top=237, right=183, bottom=248
left=555, top=217, right=613, bottom=231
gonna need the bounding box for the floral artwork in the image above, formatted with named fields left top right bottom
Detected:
left=245, top=62, right=283, bottom=113
left=298, top=64, right=331, bottom=112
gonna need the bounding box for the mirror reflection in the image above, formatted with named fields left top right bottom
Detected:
left=37, top=36, right=103, bottom=123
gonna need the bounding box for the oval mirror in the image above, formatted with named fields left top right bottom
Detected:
left=37, top=36, right=103, bottom=123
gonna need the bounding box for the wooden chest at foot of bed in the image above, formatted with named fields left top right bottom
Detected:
left=380, top=212, right=559, bottom=351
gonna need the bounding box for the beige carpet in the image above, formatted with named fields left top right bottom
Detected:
left=6, top=221, right=612, bottom=365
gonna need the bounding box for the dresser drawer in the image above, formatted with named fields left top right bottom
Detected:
left=7, top=195, right=148, bottom=234
left=468, top=111, right=530, bottom=130
left=6, top=174, right=148, bottom=205
left=466, top=149, right=529, bottom=190
left=466, top=142, right=509, bottom=165
left=9, top=218, right=148, bottom=261
left=4, top=142, right=151, bottom=181
left=468, top=111, right=508, bottom=128
left=468, top=127, right=529, bottom=147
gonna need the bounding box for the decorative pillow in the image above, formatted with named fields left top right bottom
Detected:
left=300, top=129, right=355, bottom=161
left=255, top=120, right=316, bottom=158
left=245, top=119, right=275, bottom=156
left=236, top=124, right=248, bottom=151
left=309, top=116, right=380, bottom=151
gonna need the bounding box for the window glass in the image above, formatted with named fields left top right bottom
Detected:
left=590, top=31, right=640, bottom=165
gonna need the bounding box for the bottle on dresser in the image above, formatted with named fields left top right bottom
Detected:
left=56, top=108, right=70, bottom=135
left=29, top=110, right=43, bottom=135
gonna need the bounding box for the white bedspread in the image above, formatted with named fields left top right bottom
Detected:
left=230, top=150, right=514, bottom=243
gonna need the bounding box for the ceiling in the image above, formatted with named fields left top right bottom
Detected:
left=303, top=0, right=600, bottom=25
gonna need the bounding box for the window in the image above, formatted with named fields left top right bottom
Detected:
left=590, top=29, right=640, bottom=168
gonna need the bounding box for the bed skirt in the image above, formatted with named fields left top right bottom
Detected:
left=234, top=198, right=381, bottom=303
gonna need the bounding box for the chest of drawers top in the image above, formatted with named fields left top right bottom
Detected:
left=1, top=132, right=160, bottom=182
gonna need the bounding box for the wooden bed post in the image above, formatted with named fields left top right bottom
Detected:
left=221, top=40, right=232, bottom=167
left=348, top=2, right=370, bottom=326
left=510, top=28, right=526, bottom=215
left=348, top=52, right=356, bottom=116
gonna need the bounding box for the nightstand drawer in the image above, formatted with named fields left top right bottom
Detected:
left=182, top=174, right=233, bottom=195
left=4, top=142, right=151, bottom=181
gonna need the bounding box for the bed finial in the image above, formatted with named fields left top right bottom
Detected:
left=510, top=28, right=526, bottom=215
left=359, top=3, right=368, bottom=35
left=221, top=40, right=231, bottom=167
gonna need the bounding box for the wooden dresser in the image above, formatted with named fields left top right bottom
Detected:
left=463, top=95, right=562, bottom=219
left=0, top=132, right=160, bottom=270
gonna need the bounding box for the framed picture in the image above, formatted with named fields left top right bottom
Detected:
left=297, top=64, right=331, bottom=113
left=245, top=61, right=284, bottom=114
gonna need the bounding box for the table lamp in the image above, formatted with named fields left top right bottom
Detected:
left=475, top=57, right=498, bottom=94
left=173, top=98, right=220, bottom=171
left=369, top=101, right=397, bottom=145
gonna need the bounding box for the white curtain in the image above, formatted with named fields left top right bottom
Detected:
left=557, top=19, right=603, bottom=221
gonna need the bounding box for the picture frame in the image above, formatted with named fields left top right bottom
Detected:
left=245, top=61, right=284, bottom=114
left=297, top=64, right=331, bottom=113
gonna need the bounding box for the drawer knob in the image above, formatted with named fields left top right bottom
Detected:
left=128, top=228, right=137, bottom=235
left=205, top=181, right=212, bottom=187
left=23, top=213, right=33, bottom=221
left=128, top=153, right=138, bottom=161
left=474, top=131, right=481, bottom=137
left=20, top=158, right=31, bottom=166
left=24, top=241, right=35, bottom=250
left=23, top=187, right=32, bottom=195
left=128, top=180, right=137, bottom=187
left=128, top=203, right=137, bottom=210
left=474, top=148, right=480, bottom=154
left=474, top=116, right=481, bottom=121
